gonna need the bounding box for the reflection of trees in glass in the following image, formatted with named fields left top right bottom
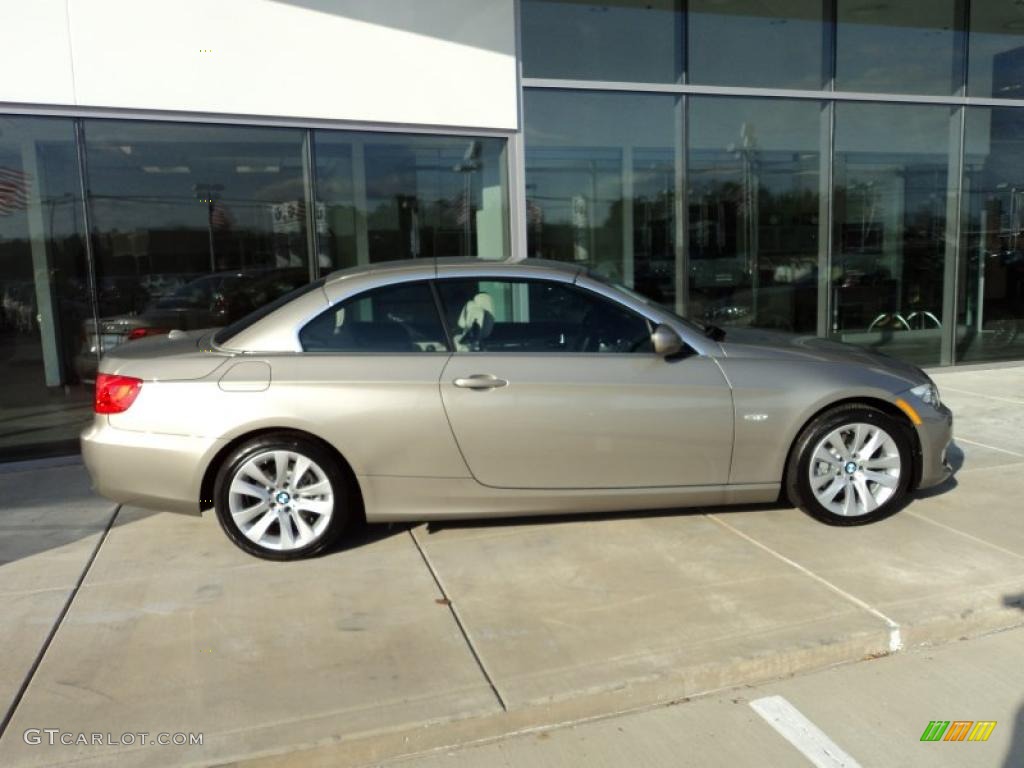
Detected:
left=363, top=191, right=481, bottom=261
left=688, top=144, right=819, bottom=334
left=87, top=182, right=310, bottom=282
left=690, top=180, right=817, bottom=269
left=360, top=148, right=490, bottom=261
left=632, top=188, right=677, bottom=305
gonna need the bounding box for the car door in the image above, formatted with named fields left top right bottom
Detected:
left=436, top=277, right=734, bottom=490
left=283, top=279, right=467, bottom=479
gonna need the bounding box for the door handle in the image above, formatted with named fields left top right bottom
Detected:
left=453, top=374, right=508, bottom=390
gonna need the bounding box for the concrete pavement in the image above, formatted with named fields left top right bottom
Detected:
left=0, top=465, right=118, bottom=730
left=0, top=363, right=1021, bottom=766
left=384, top=625, right=1024, bottom=768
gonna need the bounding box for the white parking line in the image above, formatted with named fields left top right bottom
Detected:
left=956, top=436, right=1024, bottom=458
left=750, top=695, right=862, bottom=768
left=906, top=511, right=1024, bottom=560
left=708, top=515, right=903, bottom=652
left=940, top=385, right=1024, bottom=406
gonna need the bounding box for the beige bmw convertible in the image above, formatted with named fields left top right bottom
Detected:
left=82, top=258, right=953, bottom=560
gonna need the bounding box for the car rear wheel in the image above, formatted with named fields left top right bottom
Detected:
left=786, top=405, right=914, bottom=526
left=213, top=433, right=350, bottom=559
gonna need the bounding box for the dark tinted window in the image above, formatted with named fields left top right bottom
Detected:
left=299, top=281, right=448, bottom=353
left=831, top=103, right=954, bottom=366
left=0, top=116, right=91, bottom=460
left=523, top=89, right=681, bottom=307
left=688, top=96, right=822, bottom=334
left=957, top=106, right=1024, bottom=362
left=314, top=132, right=509, bottom=268
left=82, top=119, right=311, bottom=349
left=436, top=279, right=652, bottom=353
left=214, top=278, right=323, bottom=346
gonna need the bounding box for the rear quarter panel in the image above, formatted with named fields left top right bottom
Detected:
left=109, top=353, right=470, bottom=480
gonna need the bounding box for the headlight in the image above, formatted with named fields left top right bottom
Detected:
left=910, top=382, right=941, bottom=409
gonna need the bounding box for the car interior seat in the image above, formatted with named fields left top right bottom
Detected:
left=454, top=292, right=495, bottom=351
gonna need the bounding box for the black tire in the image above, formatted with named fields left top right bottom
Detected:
left=213, top=432, right=351, bottom=560
left=785, top=404, right=914, bottom=526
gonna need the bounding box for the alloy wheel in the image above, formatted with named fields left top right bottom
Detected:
left=227, top=449, right=334, bottom=551
left=807, top=422, right=901, bottom=517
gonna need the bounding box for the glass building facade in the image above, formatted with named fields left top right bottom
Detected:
left=521, top=0, right=1024, bottom=372
left=3, top=0, right=1024, bottom=460
left=0, top=118, right=509, bottom=460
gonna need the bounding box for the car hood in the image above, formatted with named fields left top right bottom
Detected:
left=716, top=328, right=929, bottom=388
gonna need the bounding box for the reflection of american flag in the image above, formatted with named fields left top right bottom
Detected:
left=0, top=166, right=30, bottom=216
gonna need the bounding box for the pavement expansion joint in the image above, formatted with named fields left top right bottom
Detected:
left=0, top=504, right=121, bottom=741
left=407, top=526, right=508, bottom=712
left=706, top=513, right=903, bottom=652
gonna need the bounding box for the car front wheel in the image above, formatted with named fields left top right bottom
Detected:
left=213, top=433, right=350, bottom=559
left=787, top=405, right=914, bottom=526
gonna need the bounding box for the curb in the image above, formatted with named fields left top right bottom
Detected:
left=203, top=609, right=1023, bottom=767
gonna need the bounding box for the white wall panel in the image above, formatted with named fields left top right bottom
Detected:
left=2, top=0, right=518, bottom=131
left=0, top=0, right=76, bottom=105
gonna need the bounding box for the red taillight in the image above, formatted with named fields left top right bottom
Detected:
left=127, top=327, right=170, bottom=341
left=95, top=374, right=142, bottom=414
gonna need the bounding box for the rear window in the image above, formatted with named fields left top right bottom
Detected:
left=213, top=278, right=325, bottom=346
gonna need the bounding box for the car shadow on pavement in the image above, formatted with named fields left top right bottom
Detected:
left=0, top=506, right=154, bottom=569
left=419, top=502, right=789, bottom=537
left=912, top=475, right=959, bottom=500
left=1006, top=700, right=1024, bottom=768
left=419, top=484, right=964, bottom=538
left=420, top=444, right=965, bottom=538
left=323, top=517, right=411, bottom=555
left=1000, top=597, right=1024, bottom=766
left=911, top=440, right=963, bottom=501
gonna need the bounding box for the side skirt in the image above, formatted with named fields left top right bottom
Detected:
left=358, top=476, right=781, bottom=523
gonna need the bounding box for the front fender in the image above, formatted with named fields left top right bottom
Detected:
left=719, top=359, right=914, bottom=485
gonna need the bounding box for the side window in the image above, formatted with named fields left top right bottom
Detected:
left=435, top=279, right=653, bottom=353
left=299, top=281, right=448, bottom=353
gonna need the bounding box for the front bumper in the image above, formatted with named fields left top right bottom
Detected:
left=81, top=418, right=221, bottom=515
left=915, top=401, right=954, bottom=490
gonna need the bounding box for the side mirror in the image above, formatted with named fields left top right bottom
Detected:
left=651, top=324, right=684, bottom=358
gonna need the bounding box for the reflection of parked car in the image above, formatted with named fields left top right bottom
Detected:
left=97, top=276, right=151, bottom=316
left=75, top=269, right=310, bottom=381
left=702, top=269, right=819, bottom=334
left=220, top=269, right=310, bottom=321
left=690, top=254, right=750, bottom=291
left=138, top=273, right=194, bottom=301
